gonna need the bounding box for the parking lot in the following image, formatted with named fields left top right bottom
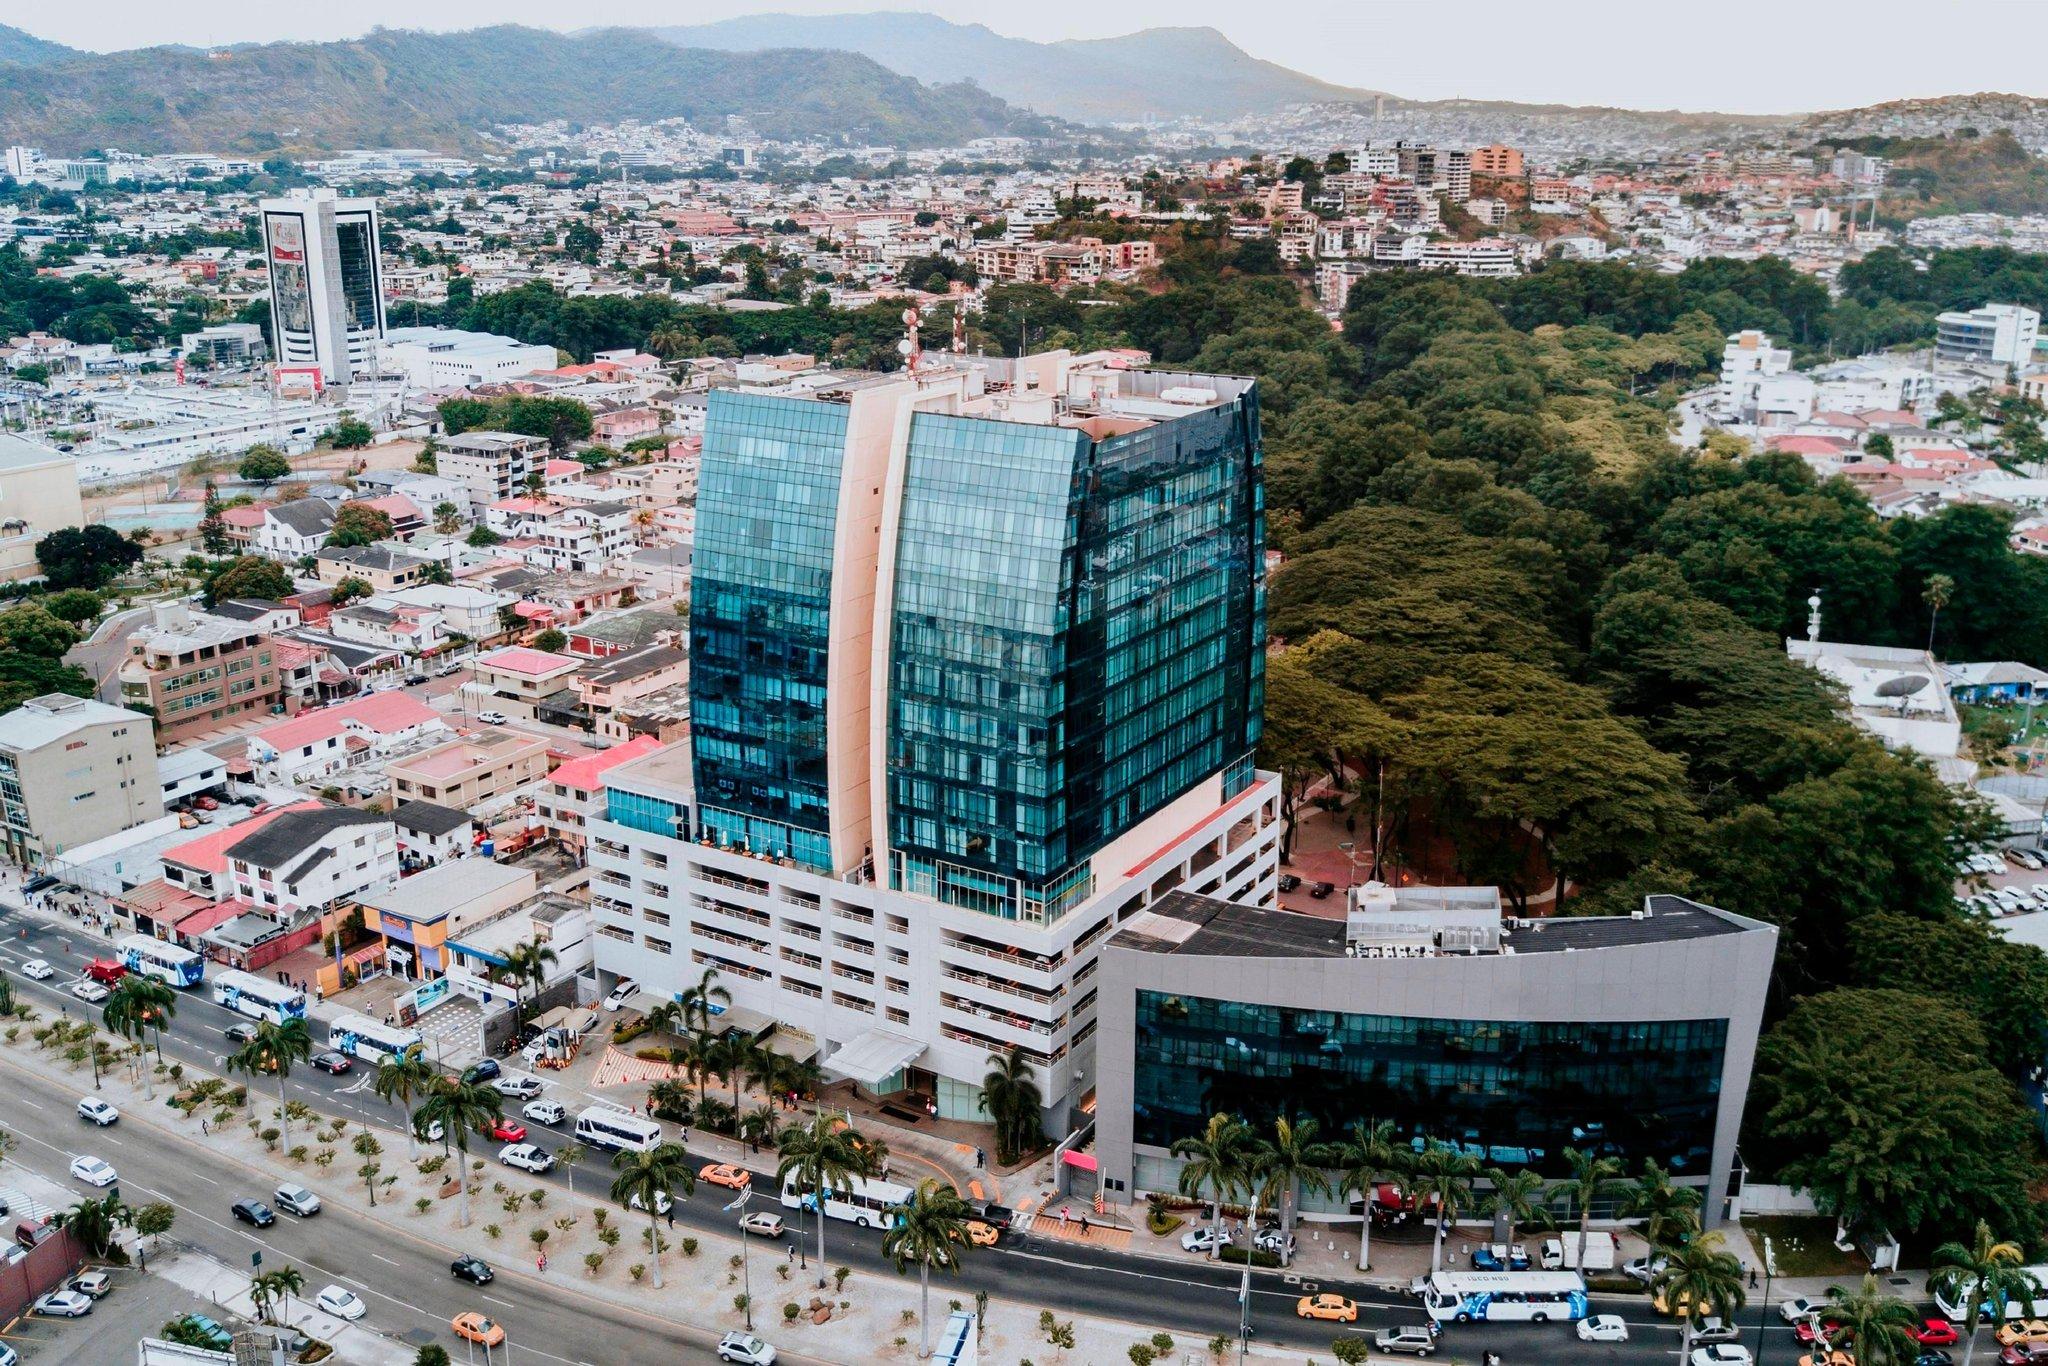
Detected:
left=1, top=1263, right=230, bottom=1364
left=1958, top=844, right=2048, bottom=920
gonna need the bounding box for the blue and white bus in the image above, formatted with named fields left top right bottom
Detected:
left=780, top=1172, right=913, bottom=1230
left=1419, top=1271, right=1588, bottom=1324
left=210, top=969, right=307, bottom=1024
left=117, top=934, right=205, bottom=988
left=327, top=1012, right=424, bottom=1064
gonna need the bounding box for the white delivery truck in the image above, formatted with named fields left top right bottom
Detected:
left=1540, top=1231, right=1617, bottom=1272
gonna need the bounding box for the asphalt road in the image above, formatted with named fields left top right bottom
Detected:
left=0, top=902, right=1843, bottom=1364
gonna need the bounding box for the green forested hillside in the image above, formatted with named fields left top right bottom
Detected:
left=0, top=25, right=1045, bottom=154
left=0, top=23, right=77, bottom=66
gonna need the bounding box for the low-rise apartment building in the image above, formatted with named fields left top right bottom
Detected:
left=467, top=645, right=583, bottom=719
left=536, top=732, right=662, bottom=858
left=315, top=545, right=431, bottom=593
left=224, top=804, right=399, bottom=919
left=242, top=690, right=446, bottom=787
left=118, top=602, right=282, bottom=745
left=387, top=729, right=553, bottom=810
left=0, top=695, right=160, bottom=867
left=440, top=431, right=549, bottom=511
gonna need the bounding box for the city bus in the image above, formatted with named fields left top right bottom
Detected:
left=116, top=934, right=205, bottom=988
left=1418, top=1271, right=1589, bottom=1324
left=779, top=1171, right=914, bottom=1230
left=327, top=1012, right=424, bottom=1064
left=1933, top=1263, right=2048, bottom=1321
left=210, top=969, right=307, bottom=1024
left=574, top=1105, right=664, bottom=1153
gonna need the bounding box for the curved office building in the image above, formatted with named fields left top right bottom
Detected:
left=1092, top=885, right=1776, bottom=1225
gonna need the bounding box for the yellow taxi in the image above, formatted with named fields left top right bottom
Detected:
left=1296, top=1294, right=1359, bottom=1323
left=452, top=1313, right=506, bottom=1347
left=699, top=1163, right=752, bottom=1190
left=964, top=1220, right=999, bottom=1248
left=1998, top=1320, right=2048, bottom=1348
left=1797, top=1352, right=1854, bottom=1366
left=1653, top=1287, right=1694, bottom=1318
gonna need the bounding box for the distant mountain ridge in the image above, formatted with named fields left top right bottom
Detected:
left=0, top=24, right=1048, bottom=155
left=0, top=23, right=78, bottom=66
left=650, top=12, right=1384, bottom=123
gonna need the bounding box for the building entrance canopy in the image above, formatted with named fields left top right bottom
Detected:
left=823, top=1027, right=926, bottom=1087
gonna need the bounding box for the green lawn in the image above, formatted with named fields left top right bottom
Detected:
left=1743, top=1215, right=1870, bottom=1279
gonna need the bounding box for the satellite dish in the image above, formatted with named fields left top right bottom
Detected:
left=1876, top=674, right=1931, bottom=699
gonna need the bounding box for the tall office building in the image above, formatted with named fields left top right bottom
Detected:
left=260, top=189, right=386, bottom=388
left=589, top=349, right=1280, bottom=1131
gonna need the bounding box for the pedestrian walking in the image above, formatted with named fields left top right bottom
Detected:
left=666, top=1209, right=675, bottom=1230
left=1059, top=1208, right=1069, bottom=1231
left=787, top=1244, right=795, bottom=1264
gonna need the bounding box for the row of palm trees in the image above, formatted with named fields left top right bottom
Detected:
left=641, top=969, right=826, bottom=1125
left=1170, top=1112, right=1705, bottom=1273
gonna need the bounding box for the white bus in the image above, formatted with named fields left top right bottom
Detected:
left=779, top=1171, right=914, bottom=1230
left=327, top=1012, right=424, bottom=1064
left=210, top=969, right=307, bottom=1024
left=117, top=934, right=204, bottom=988
left=1933, top=1264, right=2048, bottom=1321
left=574, top=1105, right=663, bottom=1153
left=1419, top=1271, right=1589, bottom=1324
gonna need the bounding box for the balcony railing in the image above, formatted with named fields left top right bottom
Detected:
left=943, top=967, right=1054, bottom=1005
left=942, top=994, right=1054, bottom=1037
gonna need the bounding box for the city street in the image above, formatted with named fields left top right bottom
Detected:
left=0, top=902, right=1831, bottom=1363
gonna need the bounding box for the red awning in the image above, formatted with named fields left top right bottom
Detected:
left=172, top=899, right=247, bottom=938
left=1060, top=1149, right=1099, bottom=1172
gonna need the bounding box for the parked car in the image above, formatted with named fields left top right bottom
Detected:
left=1255, top=1227, right=1296, bottom=1258
left=1911, top=1320, right=1961, bottom=1346
left=66, top=1270, right=112, bottom=1299
left=498, top=1143, right=553, bottom=1174
left=1470, top=1243, right=1528, bottom=1272
left=522, top=1099, right=567, bottom=1126
left=1624, top=1254, right=1670, bottom=1283
left=316, top=1286, right=367, bottom=1321
left=475, top=710, right=510, bottom=726
left=170, top=1316, right=232, bottom=1351
left=1276, top=874, right=1301, bottom=893
left=1307, top=881, right=1336, bottom=899
left=275, top=1184, right=321, bottom=1217
left=32, top=1290, right=93, bottom=1318
left=231, top=1199, right=276, bottom=1228
left=1180, top=1225, right=1228, bottom=1253
left=76, top=1097, right=118, bottom=1127
left=602, top=979, right=639, bottom=1011
left=404, top=673, right=429, bottom=687
left=450, top=1255, right=494, bottom=1285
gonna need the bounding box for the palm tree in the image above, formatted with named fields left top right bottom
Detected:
left=676, top=1031, right=715, bottom=1108
left=1549, top=1146, right=1627, bottom=1277
left=1170, top=1113, right=1258, bottom=1260
left=1649, top=1231, right=1746, bottom=1361
left=1931, top=1222, right=2041, bottom=1366
left=704, top=1033, right=759, bottom=1115
left=1824, top=1273, right=1921, bottom=1366
left=608, top=1142, right=694, bottom=1290
left=501, top=936, right=558, bottom=1020
left=648, top=1078, right=693, bottom=1124
left=252, top=1264, right=306, bottom=1325
left=1407, top=1144, right=1480, bottom=1273
left=1333, top=1118, right=1406, bottom=1273
left=679, top=967, right=730, bottom=1033
left=374, top=1050, right=437, bottom=1158
left=1478, top=1167, right=1550, bottom=1264
left=642, top=999, right=688, bottom=1039
left=228, top=1017, right=312, bottom=1154
left=1623, top=1159, right=1703, bottom=1251
left=776, top=1109, right=883, bottom=1286
left=55, top=1192, right=131, bottom=1258
left=979, top=1050, right=1043, bottom=1166
left=103, top=976, right=175, bottom=1094
left=1254, top=1116, right=1334, bottom=1267
left=557, top=1142, right=587, bottom=1197
left=881, top=1179, right=974, bottom=1358
left=433, top=501, right=463, bottom=535
left=1925, top=572, right=1957, bottom=656
left=411, top=1078, right=503, bottom=1228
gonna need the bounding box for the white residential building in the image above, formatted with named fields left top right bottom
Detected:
left=223, top=805, right=400, bottom=918
left=1935, top=304, right=2041, bottom=367
left=378, top=326, right=555, bottom=387
left=1718, top=329, right=1794, bottom=417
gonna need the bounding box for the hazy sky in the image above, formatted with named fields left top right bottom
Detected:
left=19, top=0, right=2048, bottom=115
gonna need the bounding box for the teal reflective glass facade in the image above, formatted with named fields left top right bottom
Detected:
left=689, top=391, right=846, bottom=871
left=1131, top=990, right=1726, bottom=1178
left=887, top=391, right=1265, bottom=918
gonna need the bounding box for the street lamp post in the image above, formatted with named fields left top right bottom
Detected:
left=1754, top=1235, right=1777, bottom=1364
left=727, top=1187, right=753, bottom=1330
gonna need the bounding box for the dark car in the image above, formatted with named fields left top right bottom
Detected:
left=231, top=1199, right=276, bottom=1228
left=310, top=1051, right=352, bottom=1075
left=1276, top=874, right=1301, bottom=893
left=21, top=874, right=59, bottom=895
left=967, top=1199, right=1016, bottom=1230
left=1308, top=881, right=1336, bottom=899
left=224, top=1021, right=258, bottom=1044
left=451, top=1255, right=494, bottom=1285
left=461, top=1059, right=500, bottom=1084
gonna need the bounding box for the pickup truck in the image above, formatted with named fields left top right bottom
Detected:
left=1374, top=1325, right=1440, bottom=1356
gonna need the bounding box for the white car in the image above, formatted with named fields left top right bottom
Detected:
left=1779, top=1296, right=1824, bottom=1324
left=69, top=979, right=109, bottom=1003
left=491, top=1074, right=544, bottom=1099
left=1689, top=1347, right=1752, bottom=1366
left=717, top=1332, right=778, bottom=1365
left=626, top=1188, right=672, bottom=1215
left=522, top=1099, right=567, bottom=1126
left=31, top=1290, right=92, bottom=1317
left=315, top=1285, right=367, bottom=1321
left=70, top=1155, right=117, bottom=1187
left=1622, top=1253, right=1668, bottom=1282
left=475, top=710, right=509, bottom=726
left=602, top=979, right=638, bottom=1011
left=1179, top=1224, right=1227, bottom=1253
left=19, top=959, right=52, bottom=980
left=76, top=1097, right=118, bottom=1127
left=417, top=1119, right=446, bottom=1143
left=1577, top=1314, right=1629, bottom=1342
left=499, top=1143, right=554, bottom=1174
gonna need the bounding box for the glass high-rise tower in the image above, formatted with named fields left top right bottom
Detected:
left=260, top=189, right=385, bottom=388
left=594, top=349, right=1281, bottom=1131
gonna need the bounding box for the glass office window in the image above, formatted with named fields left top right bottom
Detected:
left=1130, top=989, right=1727, bottom=1178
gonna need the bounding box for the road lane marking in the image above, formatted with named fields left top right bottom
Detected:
left=371, top=1253, right=400, bottom=1266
